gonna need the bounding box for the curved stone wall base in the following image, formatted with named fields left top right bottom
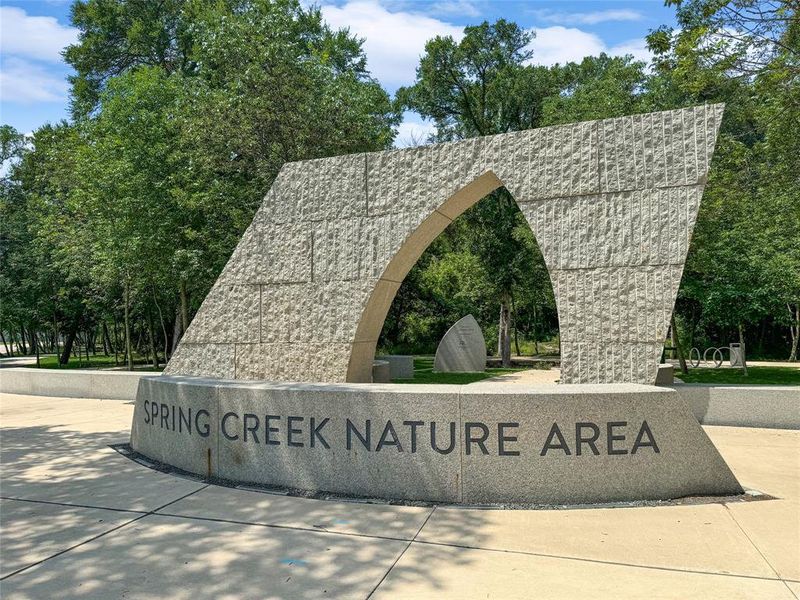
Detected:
left=131, top=376, right=742, bottom=505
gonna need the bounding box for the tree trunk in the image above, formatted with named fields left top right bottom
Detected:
left=671, top=314, right=688, bottom=374
left=0, top=331, right=10, bottom=357
left=757, top=318, right=767, bottom=358
left=124, top=281, right=134, bottom=371
left=18, top=326, right=27, bottom=355
left=171, top=306, right=183, bottom=355
left=532, top=305, right=539, bottom=355
left=510, top=292, right=521, bottom=357
left=151, top=287, right=170, bottom=361
left=53, top=311, right=59, bottom=359
left=498, top=294, right=511, bottom=368
left=179, top=278, right=190, bottom=333
left=113, top=313, right=120, bottom=366
left=59, top=323, right=78, bottom=365
left=738, top=323, right=748, bottom=376
left=102, top=322, right=111, bottom=356
left=788, top=303, right=798, bottom=362
left=147, top=307, right=159, bottom=369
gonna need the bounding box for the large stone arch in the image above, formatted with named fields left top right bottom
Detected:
left=345, top=171, right=506, bottom=382
left=166, top=104, right=724, bottom=384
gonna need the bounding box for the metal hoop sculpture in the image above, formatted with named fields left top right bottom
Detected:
left=689, top=347, right=701, bottom=368
left=702, top=347, right=726, bottom=368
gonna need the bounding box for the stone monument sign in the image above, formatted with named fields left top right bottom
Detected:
left=131, top=105, right=743, bottom=506
left=434, top=315, right=487, bottom=372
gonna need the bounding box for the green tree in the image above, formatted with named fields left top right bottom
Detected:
left=395, top=21, right=650, bottom=363
left=397, top=21, right=555, bottom=364
left=645, top=0, right=800, bottom=363
left=53, top=0, right=399, bottom=368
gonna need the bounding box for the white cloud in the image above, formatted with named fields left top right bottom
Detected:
left=394, top=112, right=437, bottom=147
left=428, top=0, right=481, bottom=18
left=320, top=0, right=463, bottom=89
left=0, top=7, right=76, bottom=104
left=527, top=27, right=651, bottom=66
left=317, top=2, right=650, bottom=90
left=0, top=6, right=78, bottom=63
left=533, top=9, right=643, bottom=26
left=528, top=27, right=605, bottom=66
left=608, top=38, right=652, bottom=65
left=0, top=57, right=69, bottom=102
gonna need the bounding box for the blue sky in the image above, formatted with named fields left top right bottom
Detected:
left=0, top=0, right=677, bottom=144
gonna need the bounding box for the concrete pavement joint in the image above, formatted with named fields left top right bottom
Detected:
left=405, top=537, right=792, bottom=584
left=0, top=484, right=209, bottom=582
left=0, top=495, right=149, bottom=515
left=150, top=509, right=419, bottom=544
left=722, top=502, right=798, bottom=597
left=787, top=583, right=800, bottom=600
left=366, top=506, right=437, bottom=599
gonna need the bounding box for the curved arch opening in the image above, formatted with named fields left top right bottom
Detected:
left=346, top=171, right=559, bottom=382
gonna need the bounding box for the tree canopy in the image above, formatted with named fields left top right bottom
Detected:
left=2, top=0, right=797, bottom=367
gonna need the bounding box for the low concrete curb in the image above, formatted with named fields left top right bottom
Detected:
left=673, top=383, right=800, bottom=429
left=0, top=367, right=160, bottom=400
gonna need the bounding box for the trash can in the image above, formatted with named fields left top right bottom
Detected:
left=729, top=342, right=745, bottom=367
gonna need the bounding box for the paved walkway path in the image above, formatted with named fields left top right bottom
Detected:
left=0, top=393, right=798, bottom=599
left=0, top=357, right=40, bottom=368
left=471, top=367, right=561, bottom=385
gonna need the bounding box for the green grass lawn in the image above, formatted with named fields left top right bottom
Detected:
left=677, top=366, right=800, bottom=385
left=32, top=354, right=161, bottom=371
left=393, top=356, right=529, bottom=384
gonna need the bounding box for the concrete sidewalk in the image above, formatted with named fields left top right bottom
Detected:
left=0, top=393, right=797, bottom=599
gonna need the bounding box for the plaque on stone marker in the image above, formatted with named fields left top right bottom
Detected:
left=434, top=314, right=487, bottom=373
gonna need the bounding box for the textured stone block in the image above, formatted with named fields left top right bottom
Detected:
left=599, top=104, right=723, bottom=193
left=260, top=280, right=373, bottom=344
left=552, top=265, right=683, bottom=344
left=493, top=120, right=600, bottom=201
left=182, top=284, right=260, bottom=344
left=164, top=343, right=235, bottom=379
left=258, top=154, right=368, bottom=223
left=218, top=219, right=311, bottom=285
left=521, top=185, right=703, bottom=270
left=312, top=212, right=424, bottom=282
left=233, top=342, right=353, bottom=382
left=352, top=279, right=401, bottom=342
left=560, top=341, right=663, bottom=384
left=366, top=138, right=489, bottom=218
